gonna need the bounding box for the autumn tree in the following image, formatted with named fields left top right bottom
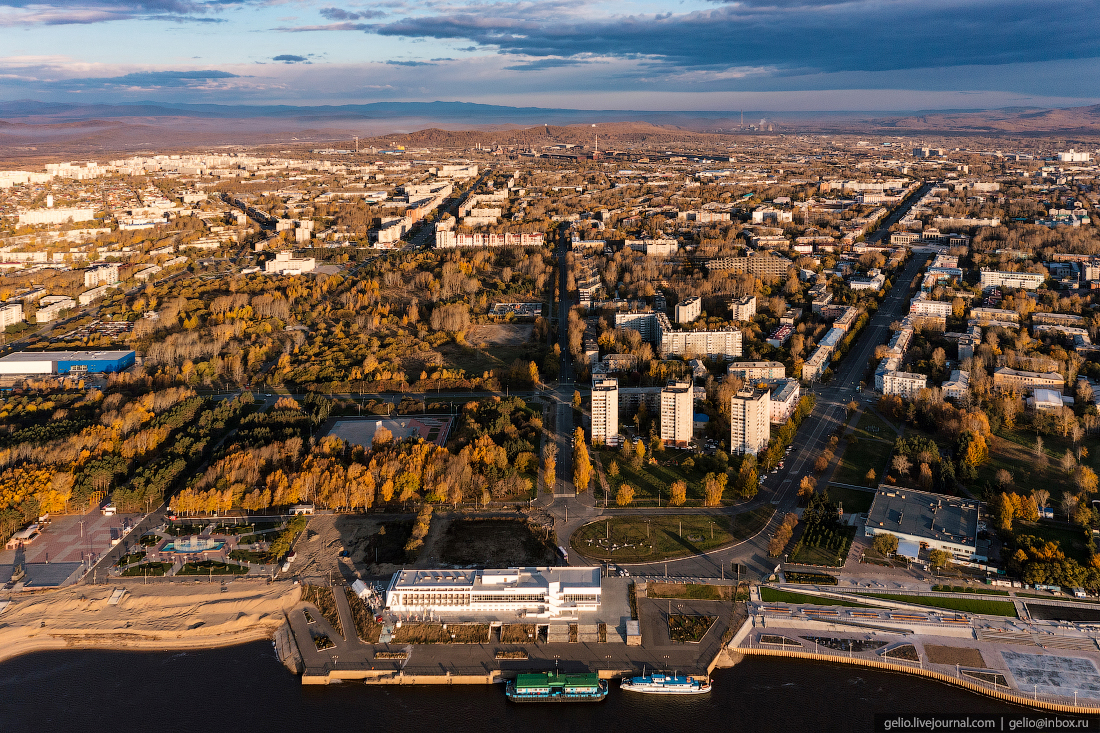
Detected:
left=798, top=475, right=816, bottom=499
left=669, top=480, right=687, bottom=506
left=573, top=427, right=591, bottom=492
left=542, top=441, right=557, bottom=491
left=703, top=471, right=728, bottom=507
left=616, top=483, right=635, bottom=506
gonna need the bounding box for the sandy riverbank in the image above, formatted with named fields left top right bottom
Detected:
left=0, top=580, right=301, bottom=665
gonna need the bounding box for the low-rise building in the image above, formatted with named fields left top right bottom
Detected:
left=882, top=370, right=927, bottom=400
left=941, top=370, right=970, bottom=401
left=993, top=366, right=1065, bottom=393
left=865, top=488, right=985, bottom=562
left=34, top=295, right=74, bottom=323
left=385, top=567, right=601, bottom=617
left=265, top=251, right=316, bottom=275
left=909, top=296, right=952, bottom=319
left=728, top=361, right=785, bottom=380
left=78, top=285, right=111, bottom=306
left=760, top=378, right=800, bottom=423
left=979, top=269, right=1045, bottom=290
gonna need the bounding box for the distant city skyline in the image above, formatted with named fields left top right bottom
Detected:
left=0, top=0, right=1099, bottom=110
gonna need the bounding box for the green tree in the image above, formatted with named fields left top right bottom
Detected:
left=929, top=549, right=953, bottom=569
left=872, top=533, right=899, bottom=556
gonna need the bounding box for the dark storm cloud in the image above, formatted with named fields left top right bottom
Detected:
left=364, top=0, right=1100, bottom=75
left=273, top=54, right=308, bottom=63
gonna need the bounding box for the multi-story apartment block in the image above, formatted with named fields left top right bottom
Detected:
left=728, top=361, right=785, bottom=381
left=760, top=378, right=800, bottom=423
left=979, top=269, right=1045, bottom=290
left=34, top=295, right=75, bottom=323
left=660, top=328, right=742, bottom=359
left=590, top=378, right=619, bottom=446
left=675, top=296, right=702, bottom=324
left=909, top=296, right=952, bottom=319
left=882, top=370, right=928, bottom=400
left=730, top=387, right=771, bottom=455
left=660, top=381, right=693, bottom=448
left=728, top=295, right=757, bottom=322
left=84, top=263, right=119, bottom=288
left=0, top=302, right=24, bottom=330
left=993, top=367, right=1065, bottom=393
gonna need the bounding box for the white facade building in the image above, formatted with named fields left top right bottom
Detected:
left=265, top=251, right=316, bottom=275
left=590, top=378, right=619, bottom=446
left=730, top=387, right=771, bottom=455
left=942, top=370, right=970, bottom=401
left=909, top=295, right=952, bottom=319
left=660, top=328, right=742, bottom=359
left=84, top=264, right=119, bottom=288
left=35, top=295, right=75, bottom=323
left=979, top=269, right=1045, bottom=290
left=675, top=296, right=702, bottom=324
left=728, top=361, right=785, bottom=380
left=18, top=208, right=95, bottom=226
left=660, top=381, right=694, bottom=447
left=385, top=567, right=601, bottom=618
left=0, top=302, right=24, bottom=330
left=78, top=285, right=111, bottom=306
left=728, top=295, right=757, bottom=322
left=882, top=370, right=927, bottom=400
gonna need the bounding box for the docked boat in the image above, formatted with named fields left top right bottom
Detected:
left=621, top=672, right=711, bottom=695
left=506, top=671, right=608, bottom=702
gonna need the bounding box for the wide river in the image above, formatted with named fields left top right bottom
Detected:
left=0, top=642, right=1039, bottom=731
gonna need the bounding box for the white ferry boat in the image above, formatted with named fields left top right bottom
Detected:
left=620, top=672, right=711, bottom=695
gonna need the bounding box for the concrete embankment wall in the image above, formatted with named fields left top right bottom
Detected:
left=273, top=615, right=303, bottom=675
left=739, top=647, right=1100, bottom=715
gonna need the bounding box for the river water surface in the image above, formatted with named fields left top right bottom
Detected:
left=0, top=642, right=1039, bottom=732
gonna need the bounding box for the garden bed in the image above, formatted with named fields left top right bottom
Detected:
left=119, top=562, right=172, bottom=577
left=759, top=588, right=873, bottom=607
left=301, top=585, right=344, bottom=638
left=391, top=623, right=490, bottom=644
left=861, top=593, right=1017, bottom=617
left=500, top=624, right=536, bottom=643
left=344, top=587, right=382, bottom=643
left=667, top=614, right=716, bottom=643
left=785, top=572, right=837, bottom=585
left=647, top=582, right=734, bottom=600
left=176, top=561, right=247, bottom=576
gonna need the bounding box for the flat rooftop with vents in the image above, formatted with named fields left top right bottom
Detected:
left=865, top=487, right=985, bottom=561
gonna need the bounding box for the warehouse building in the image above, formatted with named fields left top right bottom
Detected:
left=0, top=350, right=135, bottom=375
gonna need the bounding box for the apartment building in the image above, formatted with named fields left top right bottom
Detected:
left=728, top=361, right=785, bottom=380
left=728, top=295, right=757, bottom=322
left=84, top=263, right=119, bottom=288
left=675, top=296, right=702, bottom=324
left=910, top=296, right=952, bottom=319
left=590, top=378, right=619, bottom=446
left=660, top=381, right=694, bottom=448
left=265, top=251, right=316, bottom=275
left=730, top=387, right=771, bottom=456
left=882, top=370, right=928, bottom=400
left=34, top=295, right=75, bottom=323
left=0, top=302, right=24, bottom=330
left=760, top=378, right=800, bottom=424
left=979, top=269, right=1045, bottom=290
left=993, top=367, right=1065, bottom=393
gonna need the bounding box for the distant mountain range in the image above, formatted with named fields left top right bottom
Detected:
left=0, top=99, right=1098, bottom=160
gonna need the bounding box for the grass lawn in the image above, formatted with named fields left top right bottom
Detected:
left=759, top=587, right=873, bottom=607
left=229, top=549, right=270, bottom=564
left=571, top=514, right=735, bottom=562
left=833, top=437, right=894, bottom=487
left=729, top=505, right=776, bottom=540
left=647, top=582, right=743, bottom=601
left=596, top=448, right=718, bottom=506
left=861, top=593, right=1018, bottom=617
left=1012, top=520, right=1091, bottom=564
left=850, top=409, right=900, bottom=443
left=826, top=485, right=876, bottom=514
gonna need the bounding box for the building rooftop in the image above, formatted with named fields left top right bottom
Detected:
left=0, top=350, right=135, bottom=363
left=866, top=488, right=979, bottom=547
left=390, top=566, right=601, bottom=591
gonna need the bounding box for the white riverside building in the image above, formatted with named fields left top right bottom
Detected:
left=385, top=567, right=602, bottom=618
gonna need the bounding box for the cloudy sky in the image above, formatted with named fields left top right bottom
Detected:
left=1, top=0, right=1099, bottom=111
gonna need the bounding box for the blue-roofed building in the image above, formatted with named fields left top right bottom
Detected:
left=0, top=350, right=135, bottom=375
